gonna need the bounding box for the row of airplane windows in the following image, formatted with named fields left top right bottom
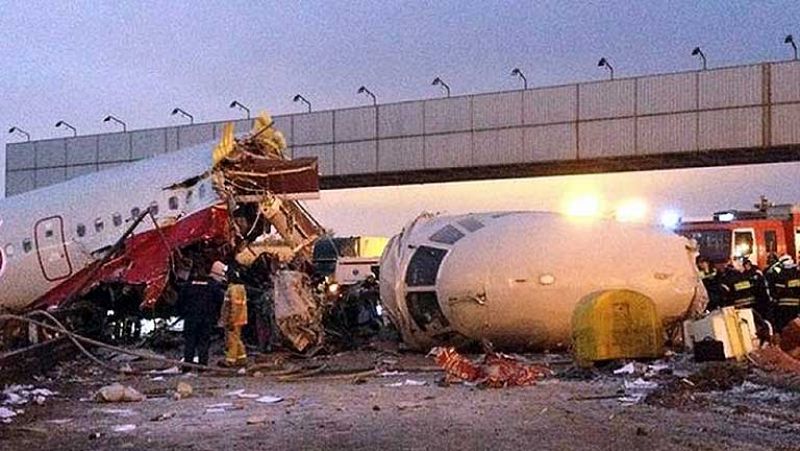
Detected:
left=3, top=183, right=210, bottom=261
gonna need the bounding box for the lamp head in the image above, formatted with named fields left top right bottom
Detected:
left=357, top=86, right=367, bottom=94
left=786, top=34, right=795, bottom=44
left=598, top=58, right=607, bottom=67
left=171, top=108, right=180, bottom=115
left=8, top=127, right=16, bottom=133
left=293, top=94, right=302, bottom=102
left=432, top=77, right=442, bottom=86
left=511, top=68, right=521, bottom=76
left=229, top=101, right=238, bottom=108
left=692, top=47, right=702, bottom=56
left=103, top=115, right=112, bottom=122
left=55, top=121, right=64, bottom=127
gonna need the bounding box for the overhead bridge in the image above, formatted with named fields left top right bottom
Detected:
left=7, top=59, right=800, bottom=195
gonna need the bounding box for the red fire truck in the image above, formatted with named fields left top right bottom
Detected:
left=675, top=198, right=800, bottom=269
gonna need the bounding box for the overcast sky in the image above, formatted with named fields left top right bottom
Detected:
left=3, top=1, right=800, bottom=235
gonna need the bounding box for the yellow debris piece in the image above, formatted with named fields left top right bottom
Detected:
left=212, top=122, right=235, bottom=166
left=572, top=289, right=664, bottom=366
left=251, top=112, right=287, bottom=155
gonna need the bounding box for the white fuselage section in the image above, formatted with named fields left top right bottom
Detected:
left=380, top=211, right=706, bottom=350
left=0, top=143, right=221, bottom=312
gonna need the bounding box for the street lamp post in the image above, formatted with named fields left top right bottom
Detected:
left=510, top=68, right=528, bottom=90
left=431, top=77, right=451, bottom=97
left=171, top=107, right=194, bottom=124
left=357, top=86, right=377, bottom=106
left=691, top=47, right=707, bottom=70
left=55, top=120, right=77, bottom=137
left=229, top=100, right=251, bottom=119
left=786, top=35, right=798, bottom=60
left=103, top=115, right=127, bottom=132
left=597, top=58, right=614, bottom=80
left=8, top=126, right=30, bottom=141
left=293, top=94, right=312, bottom=113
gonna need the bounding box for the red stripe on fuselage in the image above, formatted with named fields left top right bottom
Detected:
left=30, top=205, right=231, bottom=311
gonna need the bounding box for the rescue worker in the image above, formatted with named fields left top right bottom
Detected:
left=219, top=269, right=248, bottom=367
left=696, top=256, right=721, bottom=310
left=718, top=259, right=757, bottom=311
left=178, top=262, right=226, bottom=371
left=767, top=255, right=800, bottom=331
left=742, top=258, right=771, bottom=319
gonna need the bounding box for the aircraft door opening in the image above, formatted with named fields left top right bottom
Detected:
left=34, top=216, right=73, bottom=281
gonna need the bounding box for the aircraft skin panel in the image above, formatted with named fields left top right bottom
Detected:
left=381, top=211, right=705, bottom=350
left=33, top=216, right=73, bottom=282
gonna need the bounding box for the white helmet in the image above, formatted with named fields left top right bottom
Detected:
left=779, top=254, right=797, bottom=269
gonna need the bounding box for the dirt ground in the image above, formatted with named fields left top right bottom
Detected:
left=2, top=349, right=800, bottom=451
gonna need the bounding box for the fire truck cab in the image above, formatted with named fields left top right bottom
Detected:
left=676, top=199, right=800, bottom=269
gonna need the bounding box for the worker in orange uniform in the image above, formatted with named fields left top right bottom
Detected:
left=219, top=269, right=248, bottom=367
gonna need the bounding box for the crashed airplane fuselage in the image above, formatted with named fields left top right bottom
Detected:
left=0, top=117, right=319, bottom=319
left=380, top=211, right=707, bottom=351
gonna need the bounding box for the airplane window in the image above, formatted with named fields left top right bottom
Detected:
left=199, top=184, right=207, bottom=199
left=429, top=225, right=465, bottom=245
left=22, top=239, right=32, bottom=253
left=94, top=218, right=104, bottom=233
left=457, top=217, right=485, bottom=232
left=186, top=189, right=194, bottom=204
left=149, top=201, right=159, bottom=216
left=405, top=291, right=450, bottom=331
left=5, top=244, right=14, bottom=258
left=405, top=246, right=447, bottom=286
left=77, top=224, right=86, bottom=237
left=45, top=230, right=54, bottom=238
left=130, top=207, right=141, bottom=220
left=168, top=196, right=179, bottom=210
left=112, top=213, right=123, bottom=227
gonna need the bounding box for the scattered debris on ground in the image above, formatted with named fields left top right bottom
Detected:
left=429, top=346, right=551, bottom=388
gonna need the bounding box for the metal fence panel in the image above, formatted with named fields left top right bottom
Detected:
left=6, top=143, right=35, bottom=170
left=131, top=129, right=167, bottom=160
left=699, top=65, right=762, bottom=109
left=524, top=124, right=577, bottom=162
left=637, top=113, right=697, bottom=155
left=293, top=144, right=333, bottom=175
left=293, top=112, right=333, bottom=145
left=98, top=133, right=130, bottom=162
left=771, top=104, right=800, bottom=146
left=771, top=61, right=800, bottom=103
left=36, top=139, right=66, bottom=168
left=67, top=164, right=97, bottom=180
left=66, top=136, right=98, bottom=166
left=6, top=170, right=35, bottom=196
left=579, top=79, right=635, bottom=120
left=473, top=92, right=522, bottom=129
left=378, top=101, right=424, bottom=138
left=334, top=141, right=377, bottom=175
left=176, top=124, right=215, bottom=149
left=523, top=85, right=576, bottom=125
left=699, top=107, right=762, bottom=150
left=424, top=132, right=472, bottom=168
left=473, top=128, right=524, bottom=165
left=377, top=137, right=424, bottom=172
left=424, top=97, right=472, bottom=134
left=335, top=107, right=376, bottom=142
left=35, top=167, right=66, bottom=188
left=578, top=118, right=635, bottom=158
left=637, top=72, right=696, bottom=115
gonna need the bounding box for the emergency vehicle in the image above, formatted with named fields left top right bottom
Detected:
left=676, top=198, right=800, bottom=269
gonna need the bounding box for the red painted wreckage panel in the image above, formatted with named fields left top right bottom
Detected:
left=31, top=205, right=231, bottom=311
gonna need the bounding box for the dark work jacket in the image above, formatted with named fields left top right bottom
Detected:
left=769, top=267, right=800, bottom=307
left=178, top=279, right=225, bottom=325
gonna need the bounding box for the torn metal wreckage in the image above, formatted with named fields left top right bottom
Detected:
left=0, top=113, right=326, bottom=353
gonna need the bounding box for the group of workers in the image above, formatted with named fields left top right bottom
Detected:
left=177, top=260, right=249, bottom=370
left=697, top=253, right=800, bottom=332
